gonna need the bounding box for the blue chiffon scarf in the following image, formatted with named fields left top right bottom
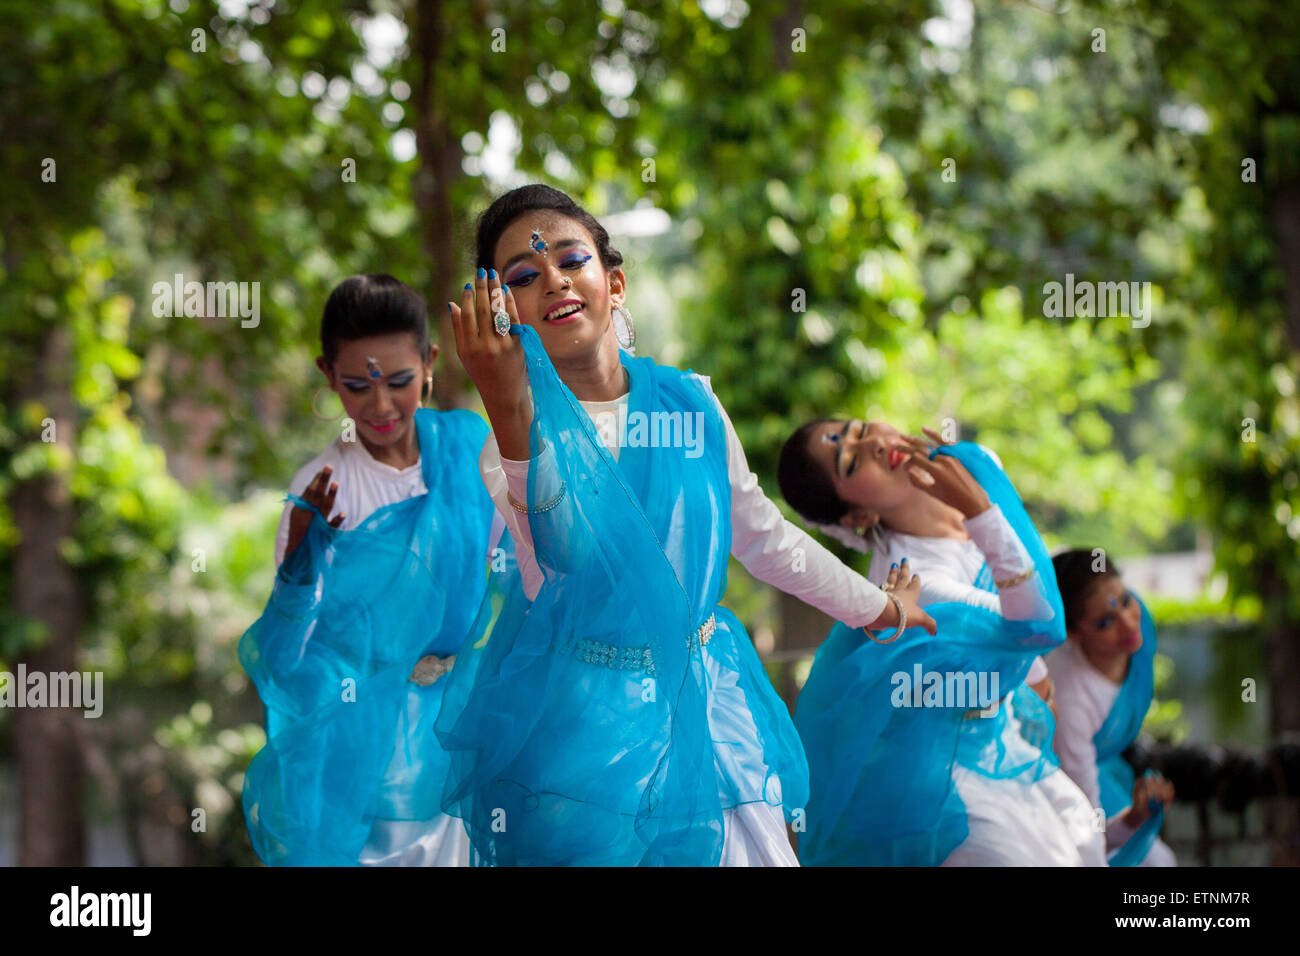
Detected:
left=435, top=324, right=808, bottom=866
left=239, top=408, right=495, bottom=865
left=794, top=441, right=1068, bottom=866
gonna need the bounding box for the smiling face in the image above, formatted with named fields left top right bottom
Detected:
left=805, top=418, right=915, bottom=522
left=319, top=333, right=433, bottom=461
left=1070, top=575, right=1143, bottom=667
left=493, top=212, right=624, bottom=361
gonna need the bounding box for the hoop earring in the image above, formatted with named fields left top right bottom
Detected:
left=612, top=305, right=636, bottom=351
left=312, top=386, right=343, bottom=421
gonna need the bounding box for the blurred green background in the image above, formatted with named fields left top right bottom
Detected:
left=1, top=0, right=1296, bottom=865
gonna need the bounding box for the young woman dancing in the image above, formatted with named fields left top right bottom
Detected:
left=778, top=420, right=1105, bottom=866
left=240, top=274, right=498, bottom=866
left=434, top=184, right=936, bottom=866
left=1047, top=550, right=1176, bottom=866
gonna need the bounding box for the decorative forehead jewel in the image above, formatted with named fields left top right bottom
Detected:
left=530, top=228, right=548, bottom=257
left=820, top=432, right=840, bottom=446
left=366, top=356, right=383, bottom=379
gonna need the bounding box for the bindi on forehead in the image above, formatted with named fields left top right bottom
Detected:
left=502, top=215, right=590, bottom=250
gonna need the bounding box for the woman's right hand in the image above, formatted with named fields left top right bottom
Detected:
left=450, top=270, right=525, bottom=407
left=286, top=465, right=345, bottom=558
left=450, top=270, right=533, bottom=459
left=868, top=558, right=938, bottom=636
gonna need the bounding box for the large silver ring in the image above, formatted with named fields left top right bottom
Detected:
left=493, top=310, right=511, bottom=336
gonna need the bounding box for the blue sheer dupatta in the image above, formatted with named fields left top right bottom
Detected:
left=794, top=442, right=1067, bottom=865
left=435, top=324, right=807, bottom=866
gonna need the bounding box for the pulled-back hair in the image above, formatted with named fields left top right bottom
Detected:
left=1052, top=548, right=1123, bottom=631
left=319, top=274, right=430, bottom=367
left=475, top=184, right=624, bottom=273
left=778, top=419, right=850, bottom=525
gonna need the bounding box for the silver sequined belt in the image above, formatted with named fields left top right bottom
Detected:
left=571, top=612, right=717, bottom=679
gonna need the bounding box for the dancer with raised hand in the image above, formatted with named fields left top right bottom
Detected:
left=778, top=420, right=1104, bottom=865
left=240, top=274, right=498, bottom=866
left=435, top=183, right=935, bottom=866
left=1047, top=550, right=1177, bottom=866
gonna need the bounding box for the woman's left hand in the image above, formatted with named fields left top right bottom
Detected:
left=898, top=436, right=992, bottom=519
left=1124, top=771, right=1175, bottom=827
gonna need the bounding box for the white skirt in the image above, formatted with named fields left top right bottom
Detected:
left=705, top=641, right=799, bottom=867
left=941, top=766, right=1106, bottom=866
left=359, top=813, right=472, bottom=867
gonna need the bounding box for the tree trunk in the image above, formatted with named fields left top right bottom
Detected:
left=412, top=0, right=470, bottom=412
left=12, top=324, right=86, bottom=866
left=1265, top=154, right=1300, bottom=866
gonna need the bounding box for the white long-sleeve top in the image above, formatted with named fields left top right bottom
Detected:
left=477, top=377, right=889, bottom=628
left=1045, top=638, right=1139, bottom=848
left=865, top=507, right=1055, bottom=627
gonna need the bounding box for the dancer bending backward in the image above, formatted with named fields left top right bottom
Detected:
left=1047, top=550, right=1176, bottom=866
left=778, top=421, right=1105, bottom=865
left=436, top=184, right=935, bottom=866
left=240, top=275, right=498, bottom=866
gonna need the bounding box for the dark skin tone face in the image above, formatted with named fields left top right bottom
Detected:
left=804, top=419, right=970, bottom=539
left=493, top=211, right=625, bottom=372
left=1069, top=575, right=1143, bottom=684
left=315, top=333, right=436, bottom=469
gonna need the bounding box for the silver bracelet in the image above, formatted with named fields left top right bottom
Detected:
left=865, top=592, right=906, bottom=645
left=507, top=480, right=567, bottom=514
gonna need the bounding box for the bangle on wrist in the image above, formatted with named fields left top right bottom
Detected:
left=995, top=567, right=1036, bottom=590
left=864, top=592, right=906, bottom=645
left=507, top=480, right=567, bottom=514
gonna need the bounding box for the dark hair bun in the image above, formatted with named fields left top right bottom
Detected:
left=320, top=274, right=430, bottom=367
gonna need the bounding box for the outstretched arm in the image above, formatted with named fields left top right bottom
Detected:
left=716, top=395, right=935, bottom=635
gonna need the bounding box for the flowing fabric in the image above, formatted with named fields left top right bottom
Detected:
left=1096, top=595, right=1164, bottom=866
left=239, top=409, right=495, bottom=865
left=794, top=442, right=1067, bottom=866
left=436, top=324, right=807, bottom=866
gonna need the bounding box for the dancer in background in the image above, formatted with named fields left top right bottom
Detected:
left=436, top=184, right=935, bottom=866
left=779, top=420, right=1103, bottom=866
left=1048, top=550, right=1177, bottom=866
left=240, top=274, right=497, bottom=866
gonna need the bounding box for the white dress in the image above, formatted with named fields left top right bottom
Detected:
left=1046, top=640, right=1177, bottom=866
left=479, top=379, right=890, bottom=867
left=862, top=505, right=1107, bottom=866
left=275, top=435, right=500, bottom=867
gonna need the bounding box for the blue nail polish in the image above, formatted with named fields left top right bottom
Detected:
left=502, top=283, right=509, bottom=295
left=446, top=302, right=452, bottom=311
left=477, top=267, right=486, bottom=279
left=464, top=282, right=472, bottom=290
left=488, top=268, right=497, bottom=279
left=891, top=563, right=898, bottom=569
